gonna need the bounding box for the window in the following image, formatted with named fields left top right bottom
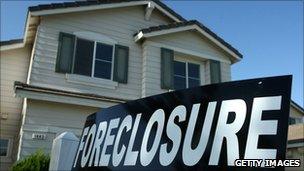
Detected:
left=73, top=38, right=114, bottom=80
left=56, top=32, right=129, bottom=84
left=289, top=117, right=304, bottom=125
left=174, top=61, right=200, bottom=90
left=289, top=118, right=296, bottom=125
left=0, top=139, right=9, bottom=157
left=94, top=43, right=114, bottom=79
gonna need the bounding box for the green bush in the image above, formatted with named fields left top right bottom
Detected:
left=12, top=149, right=50, bottom=171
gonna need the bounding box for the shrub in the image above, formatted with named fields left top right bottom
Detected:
left=12, top=149, right=50, bottom=171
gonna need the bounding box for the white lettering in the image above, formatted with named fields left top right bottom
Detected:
left=99, top=118, right=120, bottom=166
left=245, top=96, right=281, bottom=161
left=74, top=126, right=89, bottom=167
left=113, top=115, right=132, bottom=166
left=124, top=114, right=142, bottom=166
left=183, top=102, right=216, bottom=166
left=160, top=105, right=186, bottom=166
left=81, top=124, right=97, bottom=167
left=140, top=109, right=165, bottom=166
left=209, top=99, right=246, bottom=166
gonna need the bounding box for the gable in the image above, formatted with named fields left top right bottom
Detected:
left=29, top=0, right=185, bottom=22
left=39, top=5, right=172, bottom=40
left=148, top=30, right=233, bottom=63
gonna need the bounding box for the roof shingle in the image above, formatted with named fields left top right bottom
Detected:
left=0, top=39, right=23, bottom=46
left=28, top=0, right=186, bottom=22
left=27, top=0, right=241, bottom=58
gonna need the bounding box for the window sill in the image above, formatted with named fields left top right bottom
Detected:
left=66, top=74, right=118, bottom=90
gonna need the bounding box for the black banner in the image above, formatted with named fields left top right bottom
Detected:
left=72, top=75, right=292, bottom=171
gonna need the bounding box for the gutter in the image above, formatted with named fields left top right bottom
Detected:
left=14, top=81, right=127, bottom=104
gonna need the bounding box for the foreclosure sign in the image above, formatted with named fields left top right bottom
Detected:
left=72, top=75, right=292, bottom=171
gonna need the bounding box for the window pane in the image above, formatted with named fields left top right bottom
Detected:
left=0, top=149, right=7, bottom=156
left=174, top=76, right=186, bottom=90
left=188, top=63, right=200, bottom=78
left=96, top=43, right=113, bottom=62
left=0, top=139, right=8, bottom=147
left=174, top=61, right=186, bottom=76
left=288, top=118, right=296, bottom=125
left=73, top=38, right=94, bottom=76
left=189, top=78, right=200, bottom=88
left=94, top=61, right=112, bottom=79
left=0, top=139, right=8, bottom=156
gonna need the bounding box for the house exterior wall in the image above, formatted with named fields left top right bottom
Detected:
left=141, top=43, right=166, bottom=97
left=286, top=105, right=304, bottom=171
left=145, top=31, right=231, bottom=85
left=148, top=31, right=232, bottom=63
left=18, top=6, right=236, bottom=161
left=0, top=46, right=31, bottom=170
left=29, top=6, right=172, bottom=101
left=2, top=4, right=240, bottom=169
left=18, top=99, right=99, bottom=159
left=290, top=105, right=304, bottom=118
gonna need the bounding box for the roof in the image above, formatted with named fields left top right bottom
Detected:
left=3, top=0, right=242, bottom=59
left=291, top=100, right=304, bottom=113
left=135, top=20, right=243, bottom=58
left=14, top=81, right=127, bottom=103
left=0, top=39, right=23, bottom=46
left=28, top=0, right=186, bottom=22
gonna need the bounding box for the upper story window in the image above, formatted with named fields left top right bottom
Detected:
left=289, top=117, right=304, bottom=125
left=0, top=139, right=9, bottom=157
left=56, top=32, right=129, bottom=84
left=161, top=48, right=221, bottom=90
left=174, top=61, right=200, bottom=90
left=73, top=38, right=114, bottom=80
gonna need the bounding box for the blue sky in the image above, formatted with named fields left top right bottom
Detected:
left=1, top=1, right=303, bottom=106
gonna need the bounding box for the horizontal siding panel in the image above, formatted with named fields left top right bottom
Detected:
left=1, top=46, right=30, bottom=158
left=31, top=6, right=169, bottom=100
left=149, top=32, right=229, bottom=62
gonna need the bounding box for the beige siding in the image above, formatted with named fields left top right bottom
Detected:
left=142, top=30, right=232, bottom=97
left=146, top=30, right=232, bottom=87
left=0, top=46, right=31, bottom=170
left=220, top=62, right=231, bottom=82
left=14, top=4, right=237, bottom=163
left=142, top=41, right=210, bottom=97
left=288, top=104, right=304, bottom=140
left=142, top=43, right=167, bottom=97
left=18, top=99, right=99, bottom=159
left=203, top=61, right=231, bottom=84
left=290, top=105, right=304, bottom=118
left=29, top=6, right=172, bottom=101
left=148, top=30, right=232, bottom=63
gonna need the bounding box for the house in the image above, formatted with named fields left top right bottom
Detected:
left=287, top=101, right=304, bottom=171
left=0, top=0, right=302, bottom=170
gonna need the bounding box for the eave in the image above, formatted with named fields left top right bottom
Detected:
left=14, top=81, right=126, bottom=108
left=134, top=21, right=243, bottom=62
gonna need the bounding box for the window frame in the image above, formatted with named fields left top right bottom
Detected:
left=91, top=41, right=115, bottom=80
left=173, top=60, right=201, bottom=89
left=71, top=32, right=116, bottom=81
left=0, top=138, right=11, bottom=158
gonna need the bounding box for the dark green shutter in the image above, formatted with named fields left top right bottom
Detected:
left=55, top=32, right=75, bottom=73
left=113, top=45, right=129, bottom=83
left=161, top=48, right=174, bottom=89
left=210, top=60, right=221, bottom=84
